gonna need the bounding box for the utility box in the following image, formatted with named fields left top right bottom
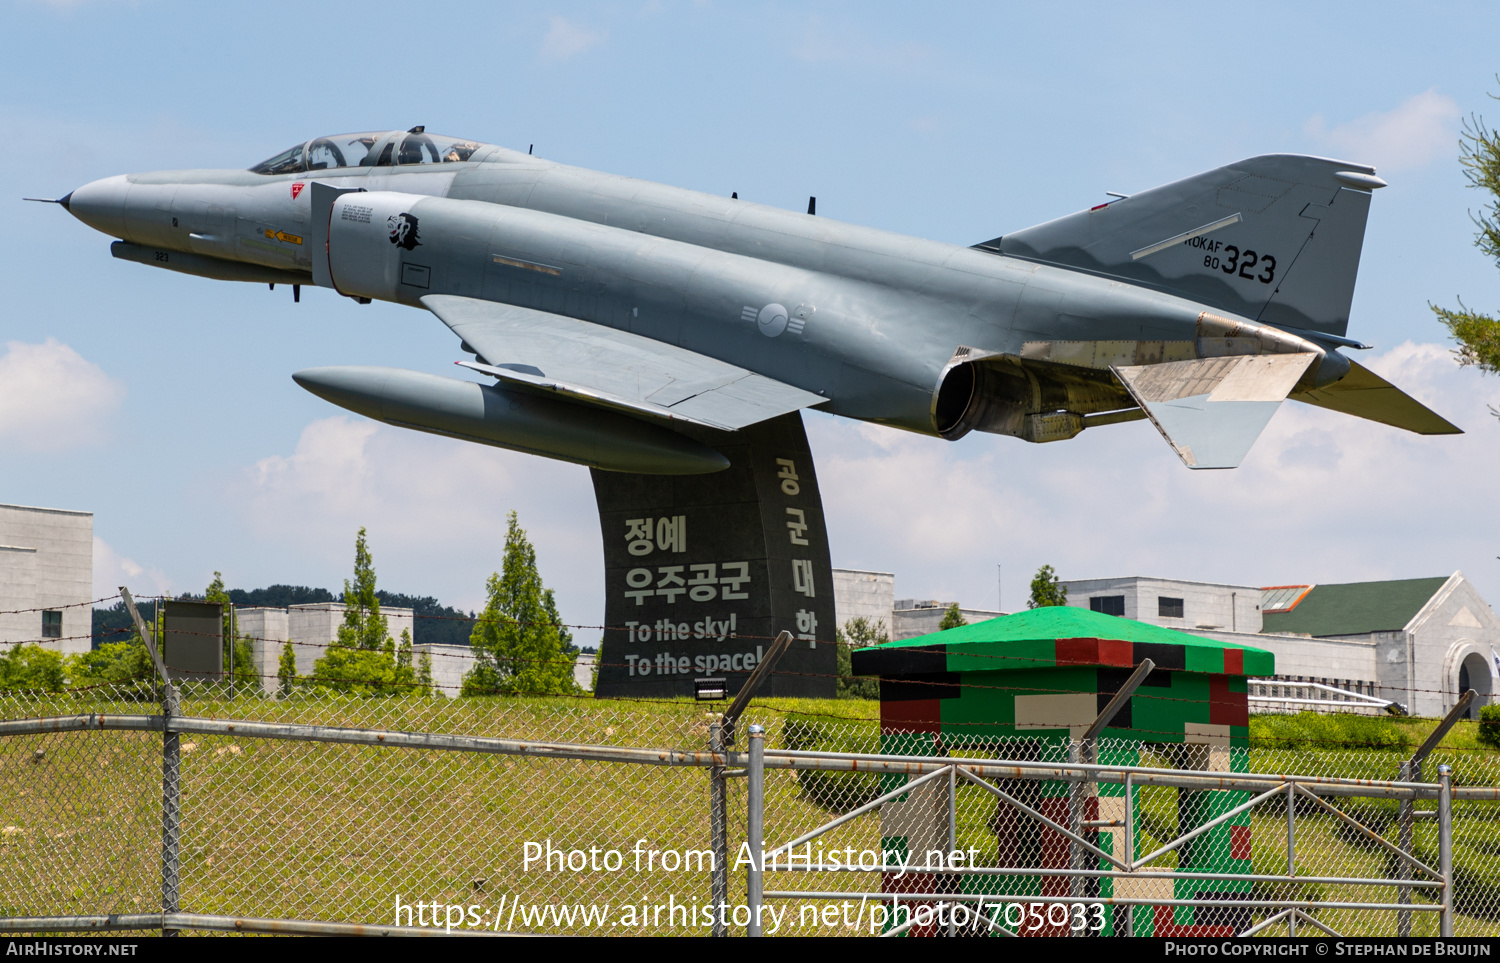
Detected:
left=162, top=600, right=224, bottom=684
left=851, top=606, right=1274, bottom=937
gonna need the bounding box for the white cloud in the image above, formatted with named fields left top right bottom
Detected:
left=0, top=339, right=125, bottom=451
left=234, top=417, right=600, bottom=626
left=1304, top=90, right=1460, bottom=174
left=539, top=16, right=606, bottom=61
left=93, top=536, right=173, bottom=603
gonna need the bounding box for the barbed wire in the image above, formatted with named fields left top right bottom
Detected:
left=11, top=617, right=1477, bottom=704
left=0, top=594, right=1471, bottom=706
left=2, top=663, right=1495, bottom=751
left=0, top=632, right=100, bottom=648
left=0, top=594, right=123, bottom=616
left=55, top=626, right=1241, bottom=707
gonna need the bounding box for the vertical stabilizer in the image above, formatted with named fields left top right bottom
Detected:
left=984, top=155, right=1383, bottom=339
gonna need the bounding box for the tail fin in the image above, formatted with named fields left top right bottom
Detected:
left=980, top=155, right=1384, bottom=339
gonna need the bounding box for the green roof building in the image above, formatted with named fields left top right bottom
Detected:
left=1061, top=572, right=1500, bottom=719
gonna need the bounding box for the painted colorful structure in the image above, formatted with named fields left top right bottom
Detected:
left=850, top=606, right=1274, bottom=936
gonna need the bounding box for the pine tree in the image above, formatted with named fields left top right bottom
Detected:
left=397, top=627, right=413, bottom=669
left=462, top=512, right=579, bottom=696
left=417, top=648, right=434, bottom=696
left=1432, top=97, right=1500, bottom=404
left=277, top=641, right=298, bottom=697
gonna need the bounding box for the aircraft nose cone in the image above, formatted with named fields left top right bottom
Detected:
left=66, top=174, right=131, bottom=238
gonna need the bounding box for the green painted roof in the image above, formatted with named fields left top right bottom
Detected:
left=1261, top=577, right=1449, bottom=637
left=880, top=605, right=1265, bottom=653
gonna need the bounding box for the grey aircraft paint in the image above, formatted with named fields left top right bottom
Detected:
left=53, top=128, right=1461, bottom=472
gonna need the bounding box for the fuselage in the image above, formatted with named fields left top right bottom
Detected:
left=62, top=132, right=1295, bottom=438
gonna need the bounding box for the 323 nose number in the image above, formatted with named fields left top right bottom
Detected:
left=1002, top=901, right=1106, bottom=932
left=1203, top=245, right=1276, bottom=284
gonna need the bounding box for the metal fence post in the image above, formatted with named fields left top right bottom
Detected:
left=1438, top=763, right=1454, bottom=938
left=1068, top=740, right=1085, bottom=918
left=121, top=587, right=180, bottom=938
left=710, top=721, right=728, bottom=938
left=707, top=631, right=790, bottom=938
left=1123, top=771, right=1134, bottom=938
left=747, top=724, right=765, bottom=937
left=1074, top=658, right=1150, bottom=937
left=1286, top=782, right=1296, bottom=937
left=1394, top=691, right=1470, bottom=939
left=161, top=688, right=181, bottom=937
left=1397, top=759, right=1415, bottom=937
left=946, top=763, right=958, bottom=937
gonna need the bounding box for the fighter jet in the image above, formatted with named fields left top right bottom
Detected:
left=45, top=126, right=1459, bottom=473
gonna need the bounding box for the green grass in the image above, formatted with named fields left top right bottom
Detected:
left=4, top=693, right=1500, bottom=936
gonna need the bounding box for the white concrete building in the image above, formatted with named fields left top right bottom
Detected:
left=407, top=645, right=592, bottom=698
left=237, top=602, right=415, bottom=696
left=412, top=642, right=478, bottom=698
left=832, top=569, right=895, bottom=640
left=830, top=565, right=1500, bottom=719
left=1061, top=575, right=1263, bottom=634
left=574, top=652, right=596, bottom=693
left=0, top=503, right=92, bottom=655
left=1061, top=573, right=1500, bottom=719
left=831, top=568, right=1002, bottom=641
left=891, top=599, right=1005, bottom=640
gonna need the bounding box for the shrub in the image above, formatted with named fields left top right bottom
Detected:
left=0, top=644, right=66, bottom=692
left=1478, top=704, right=1500, bottom=749
left=783, top=714, right=882, bottom=813
left=1250, top=711, right=1412, bottom=751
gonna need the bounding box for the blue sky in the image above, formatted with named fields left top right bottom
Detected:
left=5, top=1, right=1500, bottom=642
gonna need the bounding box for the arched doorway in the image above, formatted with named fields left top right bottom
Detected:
left=1458, top=651, right=1493, bottom=720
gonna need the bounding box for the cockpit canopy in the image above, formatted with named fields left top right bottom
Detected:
left=250, top=128, right=487, bottom=175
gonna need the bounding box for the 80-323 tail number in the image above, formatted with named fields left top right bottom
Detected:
left=1184, top=237, right=1276, bottom=284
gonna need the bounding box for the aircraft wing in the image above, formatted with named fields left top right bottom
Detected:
left=1288, top=360, right=1462, bottom=435
left=1112, top=354, right=1315, bottom=469
left=421, top=294, right=825, bottom=431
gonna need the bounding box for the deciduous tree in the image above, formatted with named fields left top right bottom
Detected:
left=835, top=617, right=884, bottom=700
left=311, top=528, right=416, bottom=696
left=0, top=644, right=65, bottom=691
left=205, top=571, right=255, bottom=689
left=1028, top=564, right=1068, bottom=608
left=462, top=512, right=578, bottom=696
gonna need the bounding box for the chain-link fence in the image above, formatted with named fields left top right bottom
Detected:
left=4, top=673, right=1500, bottom=937
left=756, top=722, right=1500, bottom=937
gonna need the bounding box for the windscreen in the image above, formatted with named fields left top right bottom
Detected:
left=251, top=131, right=486, bottom=174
